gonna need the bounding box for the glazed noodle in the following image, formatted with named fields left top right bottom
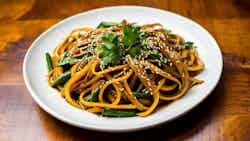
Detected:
left=45, top=20, right=204, bottom=117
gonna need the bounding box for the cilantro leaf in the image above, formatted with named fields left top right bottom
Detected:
left=101, top=33, right=118, bottom=45
left=121, top=26, right=140, bottom=47
left=128, top=46, right=141, bottom=57
left=97, top=33, right=121, bottom=66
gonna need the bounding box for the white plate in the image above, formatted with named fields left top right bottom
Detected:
left=23, top=6, right=223, bottom=132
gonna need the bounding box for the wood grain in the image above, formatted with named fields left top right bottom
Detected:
left=0, top=0, right=249, bottom=141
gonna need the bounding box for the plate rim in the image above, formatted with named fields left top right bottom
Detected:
left=23, top=5, right=223, bottom=132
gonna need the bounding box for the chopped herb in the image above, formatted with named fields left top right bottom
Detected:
left=121, top=25, right=143, bottom=57
left=102, top=32, right=119, bottom=44
left=97, top=33, right=121, bottom=66
left=183, top=41, right=196, bottom=49
left=128, top=46, right=141, bottom=57
left=121, top=26, right=141, bottom=47
left=97, top=21, right=118, bottom=28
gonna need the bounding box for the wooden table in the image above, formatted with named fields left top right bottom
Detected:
left=0, top=0, right=250, bottom=140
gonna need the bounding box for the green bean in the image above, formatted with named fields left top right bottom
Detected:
left=57, top=53, right=90, bottom=67
left=86, top=86, right=102, bottom=102
left=57, top=58, right=80, bottom=67
left=133, top=92, right=152, bottom=99
left=51, top=70, right=71, bottom=87
left=45, top=52, right=53, bottom=72
left=102, top=109, right=136, bottom=117
left=61, top=52, right=68, bottom=60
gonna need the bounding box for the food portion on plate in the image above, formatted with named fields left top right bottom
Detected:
left=45, top=20, right=204, bottom=117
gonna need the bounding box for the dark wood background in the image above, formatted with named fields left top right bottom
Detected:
left=0, top=0, right=250, bottom=140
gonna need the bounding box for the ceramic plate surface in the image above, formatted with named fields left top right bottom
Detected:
left=23, top=6, right=223, bottom=132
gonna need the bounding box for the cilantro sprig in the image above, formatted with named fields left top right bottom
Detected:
left=97, top=33, right=121, bottom=66
left=96, top=24, right=174, bottom=66
left=122, top=26, right=140, bottom=47
left=121, top=25, right=142, bottom=56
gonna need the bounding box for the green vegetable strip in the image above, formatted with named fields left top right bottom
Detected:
left=102, top=109, right=136, bottom=117
left=133, top=92, right=152, bottom=99
left=164, top=29, right=172, bottom=34
left=183, top=41, right=195, bottom=49
left=57, top=58, right=80, bottom=67
left=86, top=86, right=102, bottom=102
left=51, top=70, right=71, bottom=87
left=85, top=94, right=92, bottom=101
left=58, top=53, right=91, bottom=67
left=45, top=52, right=53, bottom=72
left=148, top=51, right=170, bottom=63
left=60, top=52, right=68, bottom=61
